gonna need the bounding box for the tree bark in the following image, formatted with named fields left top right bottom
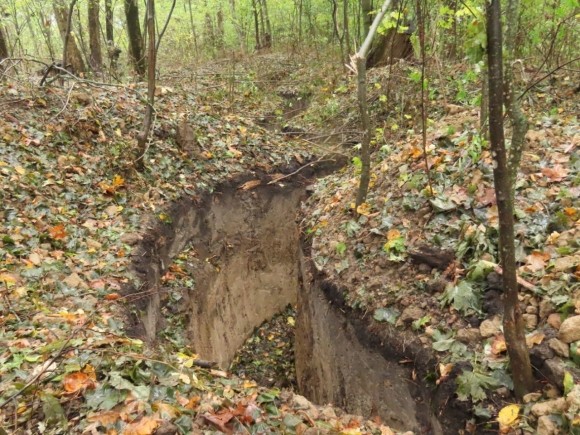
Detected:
left=124, top=0, right=145, bottom=76
left=504, top=0, right=528, bottom=187
left=135, top=0, right=156, bottom=171
left=354, top=0, right=393, bottom=209
left=360, top=0, right=373, bottom=37
left=105, top=0, right=114, bottom=44
left=486, top=0, right=534, bottom=400
left=53, top=0, right=86, bottom=73
left=0, top=23, right=9, bottom=61
left=88, top=0, right=103, bottom=71
left=251, top=0, right=260, bottom=49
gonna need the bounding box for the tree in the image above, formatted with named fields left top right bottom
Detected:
left=124, top=0, right=145, bottom=76
left=53, top=0, right=86, bottom=73
left=0, top=21, right=9, bottom=61
left=352, top=0, right=394, bottom=210
left=88, top=0, right=102, bottom=71
left=486, top=0, right=534, bottom=400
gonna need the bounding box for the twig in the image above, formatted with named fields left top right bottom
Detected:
left=0, top=319, right=90, bottom=410
left=266, top=156, right=343, bottom=185
left=493, top=265, right=537, bottom=292
left=50, top=81, right=77, bottom=121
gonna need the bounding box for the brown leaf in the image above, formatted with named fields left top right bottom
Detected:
left=491, top=335, right=507, bottom=355
left=526, top=332, right=545, bottom=348
left=238, top=179, right=261, bottom=191
left=523, top=251, right=550, bottom=273
left=203, top=410, right=234, bottom=434
left=123, top=416, right=159, bottom=435
left=541, top=165, right=568, bottom=182
left=63, top=372, right=96, bottom=393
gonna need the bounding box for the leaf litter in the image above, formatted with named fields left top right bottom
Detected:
left=0, top=55, right=401, bottom=435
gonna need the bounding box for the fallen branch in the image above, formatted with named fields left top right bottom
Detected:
left=266, top=155, right=343, bottom=185
left=494, top=265, right=538, bottom=292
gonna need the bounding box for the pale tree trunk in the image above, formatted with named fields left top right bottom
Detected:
left=54, top=0, right=86, bottom=73
left=135, top=0, right=156, bottom=171
left=486, top=0, right=534, bottom=400
left=228, top=0, right=246, bottom=53
left=187, top=0, right=199, bottom=56
left=124, top=0, right=145, bottom=76
left=353, top=0, right=393, bottom=209
left=88, top=0, right=102, bottom=71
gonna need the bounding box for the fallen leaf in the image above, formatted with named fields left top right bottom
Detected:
left=123, top=416, right=159, bottom=435
left=497, top=404, right=520, bottom=428
left=64, top=372, right=95, bottom=393
left=526, top=332, right=545, bottom=348
left=541, top=165, right=568, bottom=182
left=49, top=224, right=67, bottom=240
left=238, top=179, right=261, bottom=190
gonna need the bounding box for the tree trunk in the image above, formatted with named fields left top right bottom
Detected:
left=251, top=0, right=260, bottom=49
left=88, top=0, right=103, bottom=71
left=135, top=0, right=156, bottom=171
left=105, top=0, right=114, bottom=44
left=343, top=0, right=351, bottom=58
left=360, top=0, right=373, bottom=37
left=187, top=0, right=199, bottom=57
left=355, top=0, right=393, bottom=209
left=54, top=0, right=86, bottom=73
left=124, top=0, right=145, bottom=76
left=486, top=0, right=534, bottom=400
left=504, top=0, right=528, bottom=187
left=262, top=0, right=272, bottom=46
left=0, top=23, right=9, bottom=61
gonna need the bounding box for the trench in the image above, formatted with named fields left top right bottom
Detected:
left=130, top=172, right=470, bottom=434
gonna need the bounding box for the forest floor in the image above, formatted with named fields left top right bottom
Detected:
left=0, top=51, right=579, bottom=435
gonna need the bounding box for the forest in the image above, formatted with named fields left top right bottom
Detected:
left=0, top=0, right=579, bottom=434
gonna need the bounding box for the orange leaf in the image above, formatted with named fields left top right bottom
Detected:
left=387, top=229, right=401, bottom=241
left=104, top=293, right=121, bottom=301
left=123, top=416, right=159, bottom=435
left=63, top=371, right=95, bottom=393
left=526, top=332, right=545, bottom=348
left=49, top=224, right=67, bottom=240
left=87, top=410, right=120, bottom=426
left=491, top=335, right=507, bottom=355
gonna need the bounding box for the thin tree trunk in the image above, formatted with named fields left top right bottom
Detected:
left=262, top=0, right=272, bottom=45
left=105, top=0, right=114, bottom=44
left=354, top=0, right=393, bottom=209
left=504, top=0, right=528, bottom=187
left=486, top=0, right=534, bottom=400
left=124, top=0, right=145, bottom=76
left=54, top=0, right=86, bottom=73
left=251, top=0, right=260, bottom=48
left=38, top=10, right=56, bottom=60
left=416, top=0, right=433, bottom=196
left=343, top=0, right=351, bottom=59
left=135, top=0, right=156, bottom=171
left=0, top=22, right=10, bottom=61
left=361, top=0, right=373, bottom=37
left=88, top=0, right=103, bottom=71
left=187, top=0, right=199, bottom=57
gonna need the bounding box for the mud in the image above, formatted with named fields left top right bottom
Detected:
left=130, top=173, right=469, bottom=433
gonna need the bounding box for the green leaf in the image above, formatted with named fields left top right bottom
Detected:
left=440, top=281, right=481, bottom=314
left=456, top=370, right=501, bottom=402
left=336, top=242, right=347, bottom=256
left=41, top=394, right=66, bottom=427
left=283, top=413, right=304, bottom=428
left=373, top=307, right=399, bottom=324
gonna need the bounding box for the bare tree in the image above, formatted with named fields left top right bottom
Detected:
left=486, top=0, right=533, bottom=399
